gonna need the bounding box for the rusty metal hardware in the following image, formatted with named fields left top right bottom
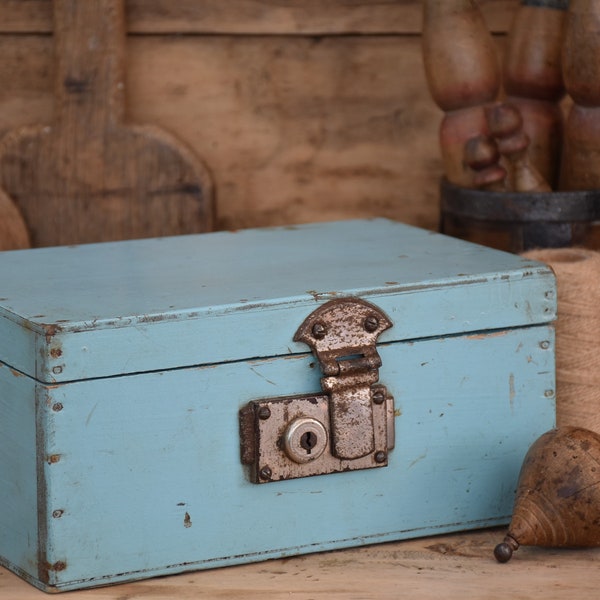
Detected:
left=239, top=298, right=395, bottom=483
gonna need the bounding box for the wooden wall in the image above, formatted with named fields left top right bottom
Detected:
left=0, top=0, right=515, bottom=232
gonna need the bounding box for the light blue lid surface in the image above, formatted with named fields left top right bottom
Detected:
left=0, top=219, right=555, bottom=382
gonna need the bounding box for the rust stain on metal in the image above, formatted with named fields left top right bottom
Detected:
left=294, top=298, right=392, bottom=461
left=184, top=512, right=192, bottom=528
left=239, top=405, right=257, bottom=465
left=10, top=368, right=24, bottom=377
left=44, top=560, right=67, bottom=572
left=39, top=559, right=67, bottom=583
left=41, top=323, right=63, bottom=344
left=240, top=298, right=395, bottom=483
left=49, top=347, right=63, bottom=358
left=46, top=454, right=62, bottom=464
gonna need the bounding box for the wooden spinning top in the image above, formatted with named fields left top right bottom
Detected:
left=495, top=426, right=600, bottom=563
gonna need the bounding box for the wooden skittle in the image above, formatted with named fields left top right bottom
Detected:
left=0, top=0, right=214, bottom=248
left=422, top=0, right=500, bottom=188
left=486, top=103, right=551, bottom=192
left=504, top=0, right=568, bottom=189
left=560, top=0, right=600, bottom=190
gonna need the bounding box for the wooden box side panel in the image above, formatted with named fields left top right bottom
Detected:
left=0, top=363, right=39, bottom=581
left=35, top=324, right=555, bottom=591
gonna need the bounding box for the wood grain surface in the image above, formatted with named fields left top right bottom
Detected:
left=0, top=1, right=516, bottom=238
left=0, top=0, right=515, bottom=35
left=0, top=0, right=214, bottom=247
left=0, top=33, right=449, bottom=231
left=1, top=528, right=599, bottom=598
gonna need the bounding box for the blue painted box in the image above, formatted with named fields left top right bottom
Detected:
left=0, top=219, right=555, bottom=592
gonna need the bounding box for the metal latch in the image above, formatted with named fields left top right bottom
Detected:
left=239, top=298, right=395, bottom=483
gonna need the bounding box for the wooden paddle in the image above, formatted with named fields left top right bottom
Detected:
left=0, top=0, right=213, bottom=248
left=0, top=191, right=31, bottom=250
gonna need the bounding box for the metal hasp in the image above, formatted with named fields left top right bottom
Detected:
left=240, top=298, right=395, bottom=483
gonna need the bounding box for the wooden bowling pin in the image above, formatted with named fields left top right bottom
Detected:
left=504, top=0, right=568, bottom=189
left=560, top=0, right=600, bottom=190
left=486, top=102, right=552, bottom=192
left=422, top=0, right=500, bottom=188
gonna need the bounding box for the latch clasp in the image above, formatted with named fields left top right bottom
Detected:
left=239, top=298, right=395, bottom=483
left=294, top=298, right=392, bottom=460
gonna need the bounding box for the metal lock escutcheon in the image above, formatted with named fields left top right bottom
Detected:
left=239, top=298, right=395, bottom=483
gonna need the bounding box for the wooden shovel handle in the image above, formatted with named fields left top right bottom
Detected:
left=54, top=0, right=125, bottom=128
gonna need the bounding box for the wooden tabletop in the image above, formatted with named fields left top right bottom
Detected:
left=2, top=527, right=599, bottom=599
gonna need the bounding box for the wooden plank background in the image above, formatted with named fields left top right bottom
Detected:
left=0, top=0, right=515, bottom=233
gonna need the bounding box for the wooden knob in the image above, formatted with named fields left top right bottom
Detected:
left=423, top=0, right=500, bottom=111
left=504, top=0, right=568, bottom=101
left=463, top=135, right=507, bottom=190
left=486, top=103, right=551, bottom=192
left=562, top=0, right=600, bottom=107
left=560, top=0, right=600, bottom=189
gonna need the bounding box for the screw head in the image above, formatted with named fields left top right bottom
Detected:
left=372, top=391, right=385, bottom=405
left=374, top=451, right=387, bottom=464
left=52, top=402, right=64, bottom=412
left=259, top=466, right=272, bottom=481
left=258, top=406, right=271, bottom=420
left=312, top=322, right=327, bottom=339
left=364, top=315, right=379, bottom=332
left=52, top=509, right=64, bottom=519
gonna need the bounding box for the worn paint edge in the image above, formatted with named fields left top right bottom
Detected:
left=34, top=384, right=50, bottom=587
left=38, top=516, right=512, bottom=592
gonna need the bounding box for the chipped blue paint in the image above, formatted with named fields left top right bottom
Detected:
left=0, top=220, right=556, bottom=591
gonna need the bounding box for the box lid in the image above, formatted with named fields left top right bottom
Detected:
left=0, top=219, right=555, bottom=383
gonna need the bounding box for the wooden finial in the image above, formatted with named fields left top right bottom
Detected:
left=560, top=0, right=600, bottom=190
left=422, top=0, right=500, bottom=188
left=503, top=0, right=568, bottom=189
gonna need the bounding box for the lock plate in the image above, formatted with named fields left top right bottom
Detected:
left=239, top=298, right=395, bottom=483
left=240, top=385, right=394, bottom=483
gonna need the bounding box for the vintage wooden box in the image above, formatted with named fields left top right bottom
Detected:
left=0, top=219, right=556, bottom=592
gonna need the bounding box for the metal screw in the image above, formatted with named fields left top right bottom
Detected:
left=544, top=389, right=555, bottom=398
left=52, top=509, right=64, bottom=519
left=364, top=315, right=379, bottom=332
left=372, top=391, right=385, bottom=405
left=52, top=402, right=64, bottom=412
left=312, top=322, right=327, bottom=339
left=52, top=366, right=63, bottom=375
left=258, top=406, right=271, bottom=420
left=374, top=451, right=387, bottom=463
left=540, top=340, right=550, bottom=350
left=259, top=466, right=272, bottom=481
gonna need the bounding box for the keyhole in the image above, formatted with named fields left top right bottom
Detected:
left=300, top=431, right=317, bottom=454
